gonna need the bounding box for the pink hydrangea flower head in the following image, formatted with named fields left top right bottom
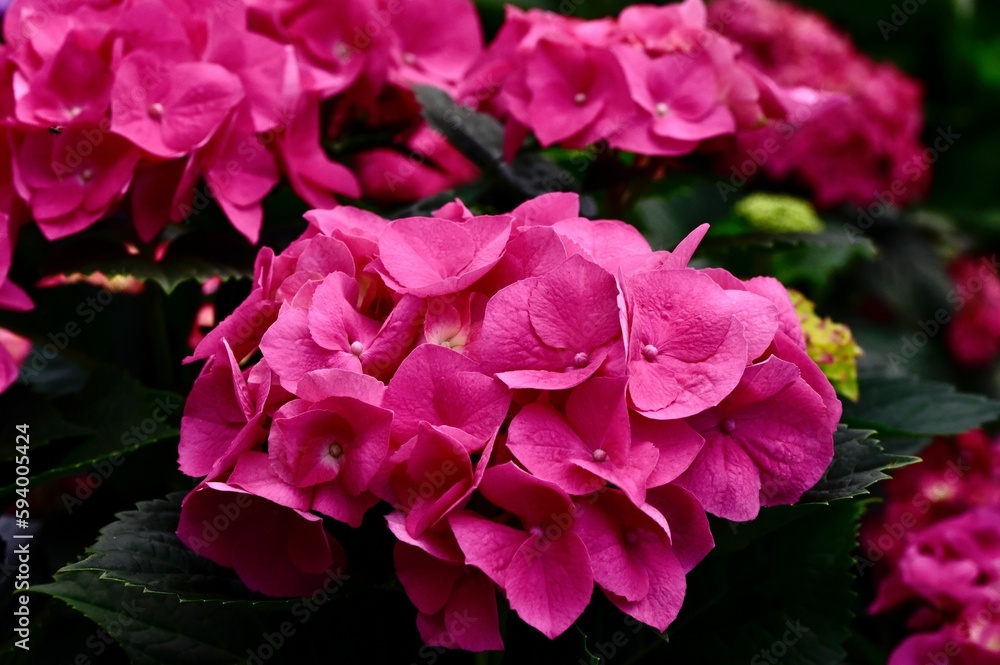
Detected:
left=710, top=0, right=928, bottom=208
left=946, top=256, right=1000, bottom=367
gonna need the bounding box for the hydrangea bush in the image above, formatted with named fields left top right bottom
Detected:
left=2, top=1, right=1000, bottom=664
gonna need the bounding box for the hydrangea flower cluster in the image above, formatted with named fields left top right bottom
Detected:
left=864, top=431, right=1000, bottom=665
left=176, top=192, right=841, bottom=649
left=709, top=0, right=928, bottom=208
left=946, top=256, right=1000, bottom=368
left=459, top=0, right=798, bottom=157
left=0, top=0, right=481, bottom=248
left=0, top=0, right=483, bottom=391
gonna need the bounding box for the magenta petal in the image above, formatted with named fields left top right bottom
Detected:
left=177, top=482, right=342, bottom=598
left=228, top=451, right=312, bottom=511
left=260, top=306, right=361, bottom=392
left=674, top=432, right=762, bottom=522
left=415, top=569, right=504, bottom=652
left=377, top=215, right=512, bottom=296
left=575, top=498, right=650, bottom=602
left=395, top=542, right=463, bottom=615
left=385, top=344, right=510, bottom=449
left=449, top=511, right=526, bottom=587
left=478, top=463, right=575, bottom=527
left=724, top=289, right=779, bottom=361
left=606, top=544, right=686, bottom=632
left=507, top=402, right=607, bottom=495
left=646, top=485, right=714, bottom=572
left=551, top=218, right=653, bottom=274
left=312, top=482, right=380, bottom=527
left=632, top=415, right=705, bottom=487
left=504, top=531, right=593, bottom=639
left=527, top=255, right=621, bottom=350
left=512, top=192, right=580, bottom=227
left=308, top=273, right=381, bottom=353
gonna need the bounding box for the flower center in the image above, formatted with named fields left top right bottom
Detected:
left=349, top=341, right=364, bottom=356
left=721, top=419, right=737, bottom=434
left=334, top=42, right=352, bottom=61
left=402, top=52, right=416, bottom=65
left=592, top=448, right=608, bottom=462
left=641, top=344, right=658, bottom=362
left=624, top=530, right=639, bottom=545
left=147, top=103, right=164, bottom=120
left=328, top=443, right=344, bottom=459
left=79, top=167, right=94, bottom=183
left=573, top=352, right=589, bottom=368
left=655, top=102, right=669, bottom=117
left=573, top=92, right=587, bottom=105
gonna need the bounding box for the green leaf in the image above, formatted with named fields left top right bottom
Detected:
left=843, top=376, right=1000, bottom=436
left=60, top=492, right=262, bottom=600
left=0, top=369, right=182, bottom=496
left=801, top=426, right=918, bottom=504
left=34, top=571, right=279, bottom=665
left=414, top=85, right=575, bottom=200
left=647, top=499, right=868, bottom=665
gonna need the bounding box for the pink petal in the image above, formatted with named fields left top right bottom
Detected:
left=504, top=531, right=593, bottom=638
